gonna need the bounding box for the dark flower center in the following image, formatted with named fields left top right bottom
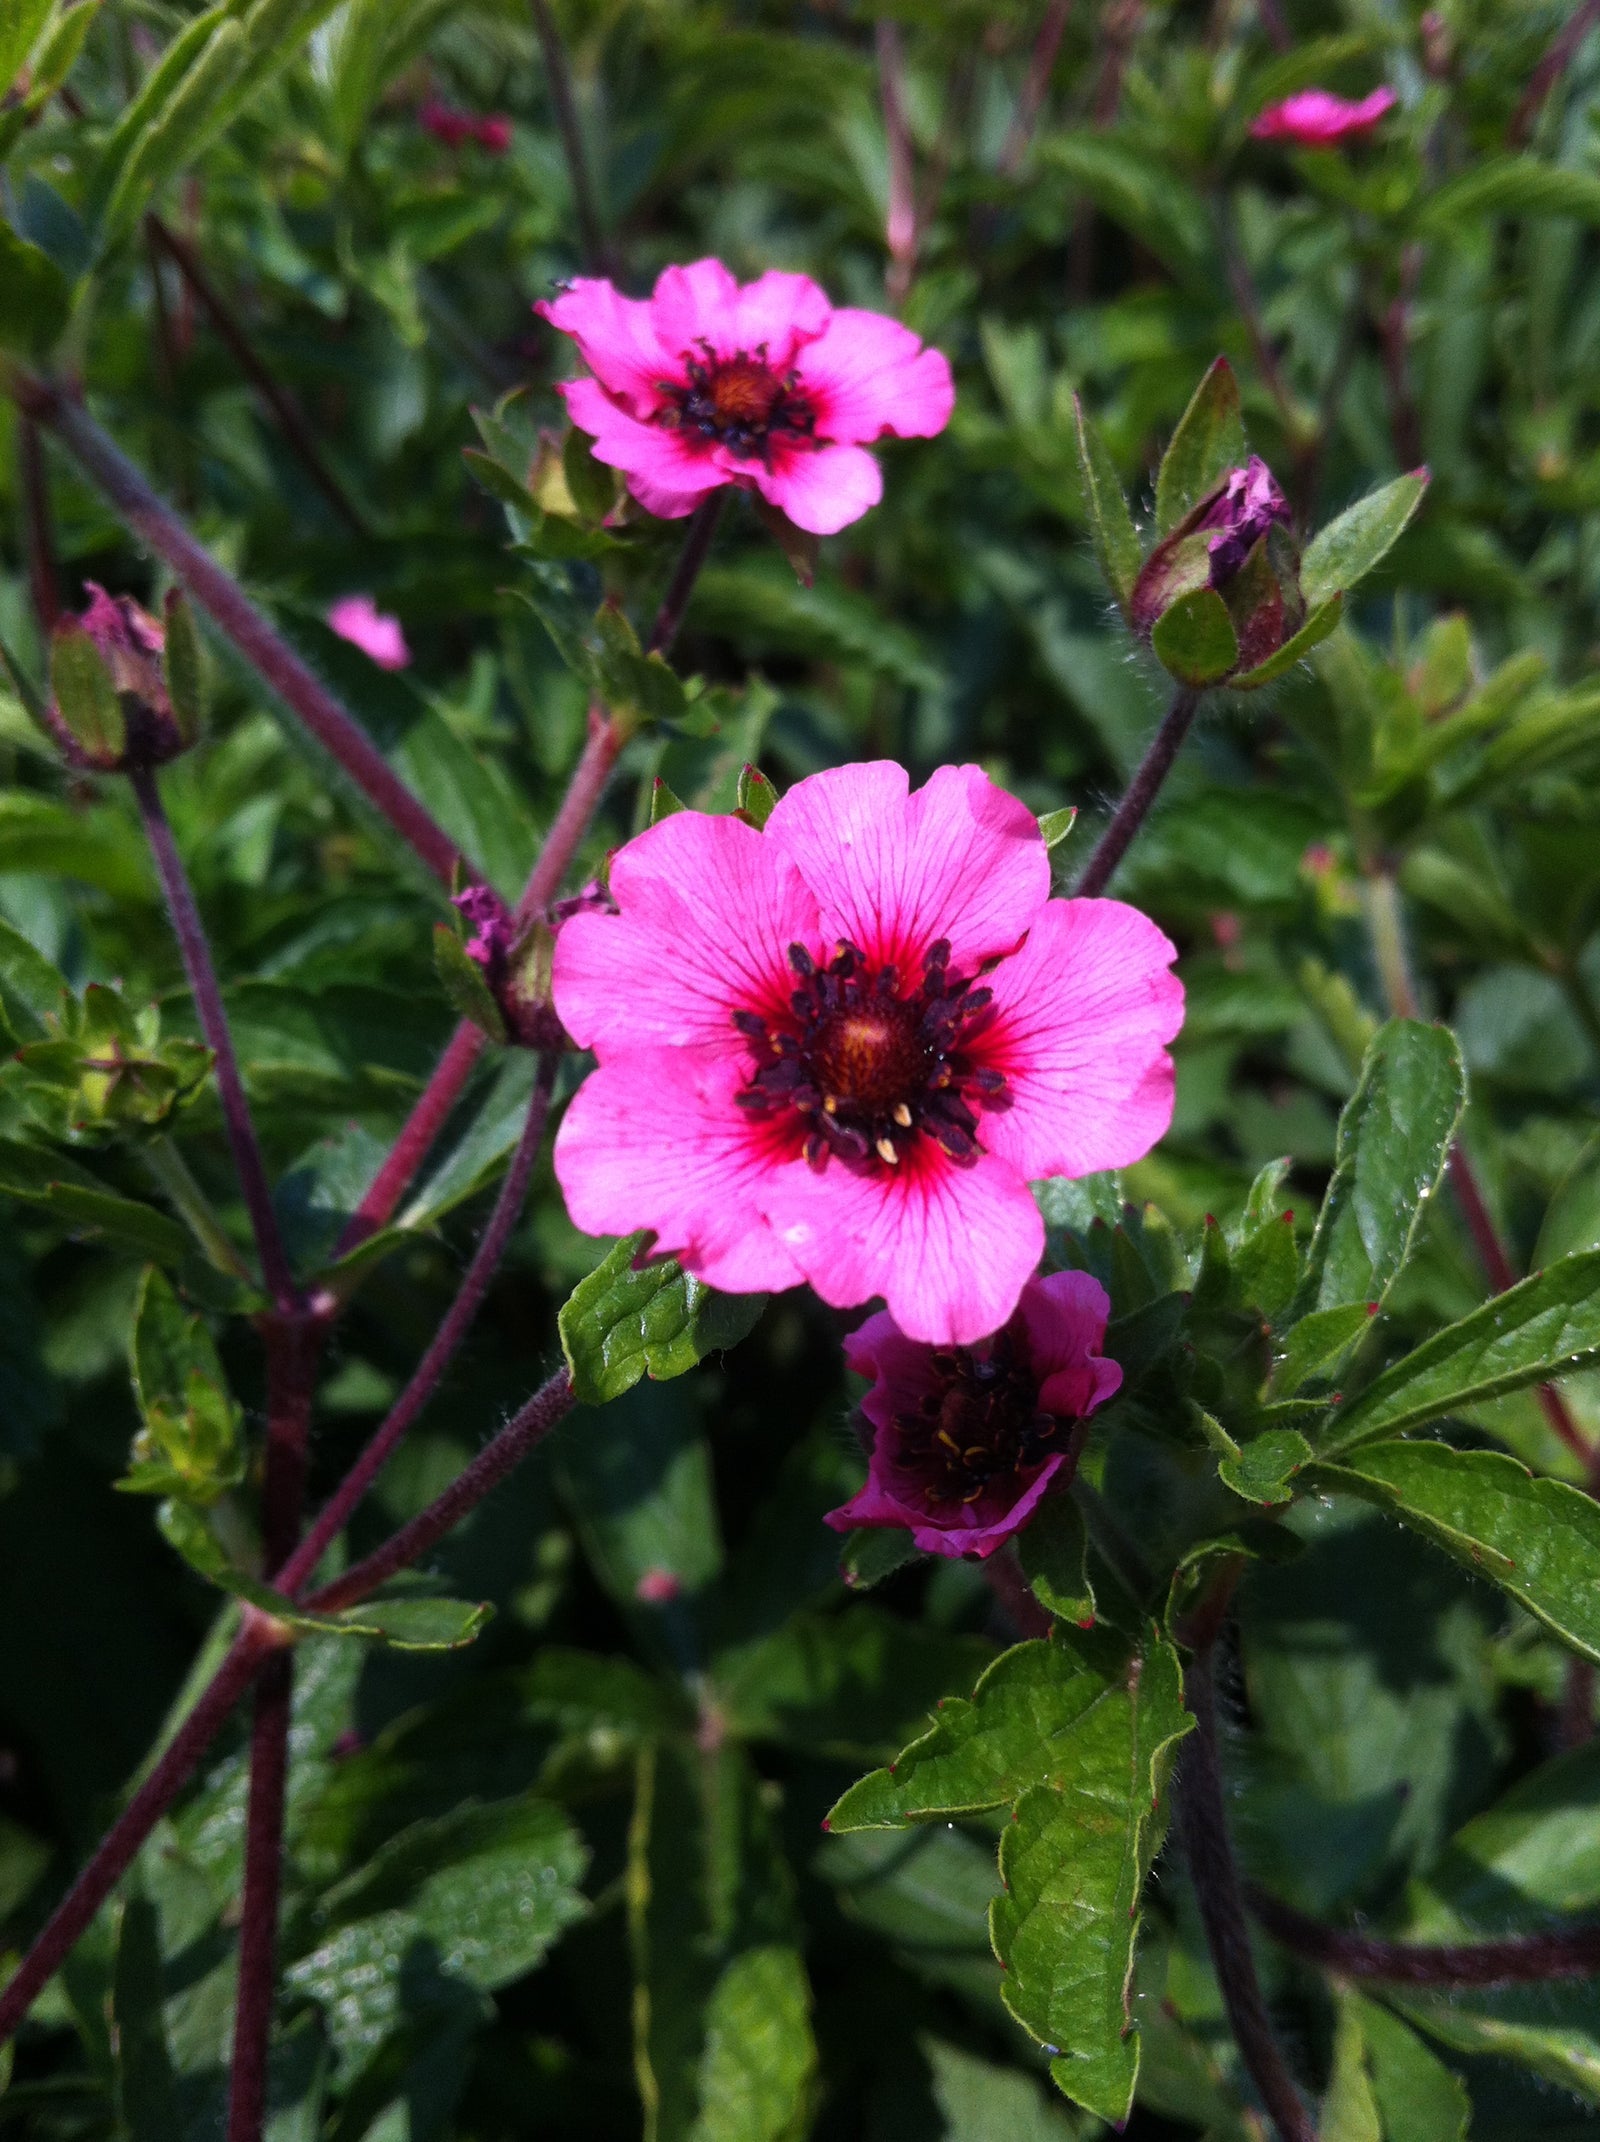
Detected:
left=663, top=344, right=817, bottom=461
left=733, top=937, right=1010, bottom=1174
left=891, top=1321, right=1063, bottom=1510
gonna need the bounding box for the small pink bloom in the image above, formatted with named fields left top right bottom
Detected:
left=1196, top=456, right=1292, bottom=583
left=328, top=595, right=410, bottom=671
left=418, top=96, right=475, bottom=147
left=824, top=1271, right=1122, bottom=1559
left=635, top=1567, right=682, bottom=1604
left=1250, top=86, right=1396, bottom=146
left=552, top=762, right=1183, bottom=1346
left=533, top=259, right=954, bottom=535
left=474, top=115, right=512, bottom=154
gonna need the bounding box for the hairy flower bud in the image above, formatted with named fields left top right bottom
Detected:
left=47, top=584, right=202, bottom=772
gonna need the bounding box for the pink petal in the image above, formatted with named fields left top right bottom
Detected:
left=822, top=1471, right=922, bottom=1534
left=553, top=808, right=823, bottom=1055
left=912, top=1454, right=1070, bottom=1558
left=327, top=595, right=410, bottom=671
left=535, top=279, right=675, bottom=414
left=753, top=442, right=883, bottom=535
left=731, top=269, right=833, bottom=364
left=981, top=898, right=1183, bottom=1180
left=648, top=258, right=744, bottom=359
left=553, top=1044, right=806, bottom=1296
left=558, top=379, right=726, bottom=505
left=1018, top=1270, right=1123, bottom=1418
left=796, top=310, right=955, bottom=442
left=843, top=1311, right=946, bottom=1439
left=765, top=761, right=1048, bottom=976
left=763, top=1142, right=1046, bottom=1345
left=1250, top=85, right=1395, bottom=143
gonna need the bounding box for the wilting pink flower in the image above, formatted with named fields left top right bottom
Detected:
left=1196, top=456, right=1292, bottom=583
left=824, top=1271, right=1121, bottom=1558
left=1250, top=87, right=1396, bottom=146
left=552, top=762, right=1182, bottom=1346
left=328, top=595, right=410, bottom=671
left=534, top=259, right=954, bottom=535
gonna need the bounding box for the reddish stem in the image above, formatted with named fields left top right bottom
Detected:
left=145, top=215, right=367, bottom=538
left=0, top=1625, right=278, bottom=2050
left=131, top=766, right=299, bottom=1315
left=999, top=0, right=1073, bottom=175
left=1074, top=688, right=1201, bottom=898
left=331, top=1022, right=486, bottom=1259
left=6, top=368, right=465, bottom=888
left=281, top=1065, right=553, bottom=1595
left=1509, top=0, right=1600, bottom=146
left=877, top=19, right=918, bottom=302
left=1247, top=1884, right=1600, bottom=1985
left=647, top=492, right=724, bottom=660
left=225, top=1654, right=293, bottom=2142
left=305, top=1368, right=576, bottom=1613
left=259, top=1314, right=322, bottom=1574
left=18, top=416, right=60, bottom=633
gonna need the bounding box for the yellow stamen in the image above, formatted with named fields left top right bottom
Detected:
left=876, top=1137, right=899, bottom=1164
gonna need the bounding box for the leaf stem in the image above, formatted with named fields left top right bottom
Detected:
left=3, top=367, right=465, bottom=888
left=130, top=765, right=299, bottom=1315
left=1178, top=1642, right=1316, bottom=2142
left=528, top=0, right=612, bottom=274
left=281, top=1064, right=554, bottom=1596
left=225, top=1653, right=293, bottom=2142
left=1073, top=687, right=1200, bottom=898
left=0, top=1623, right=278, bottom=2050
left=1247, top=1884, right=1600, bottom=1985
left=304, top=1368, right=576, bottom=1613
left=648, top=492, right=724, bottom=658
left=145, top=214, right=368, bottom=538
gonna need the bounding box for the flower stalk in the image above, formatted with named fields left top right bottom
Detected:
left=1247, top=1884, right=1600, bottom=1986
left=1074, top=687, right=1201, bottom=898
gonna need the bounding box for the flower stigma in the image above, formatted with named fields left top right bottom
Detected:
left=665, top=343, right=818, bottom=461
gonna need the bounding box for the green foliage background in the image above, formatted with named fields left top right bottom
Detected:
left=4, top=0, right=1600, bottom=2135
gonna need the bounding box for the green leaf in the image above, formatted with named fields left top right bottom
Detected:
left=1231, top=593, right=1344, bottom=690
left=99, top=17, right=252, bottom=242
left=1418, top=156, right=1600, bottom=236
left=1324, top=1247, right=1600, bottom=1449
left=1302, top=474, right=1430, bottom=611
left=1150, top=587, right=1239, bottom=686
left=110, top=1895, right=178, bottom=2142
left=1356, top=2000, right=1470, bottom=2142
left=562, top=423, right=617, bottom=523
left=839, top=1524, right=919, bottom=1590
left=0, top=916, right=65, bottom=1042
left=0, top=221, right=71, bottom=358
left=1320, top=1993, right=1382, bottom=2142
left=123, top=1266, right=242, bottom=1503
left=1072, top=397, right=1141, bottom=611
left=1295, top=1019, right=1465, bottom=1320
left=1312, top=1440, right=1600, bottom=1666
left=1272, top=1302, right=1375, bottom=1397
left=1154, top=357, right=1245, bottom=536
left=1218, top=1428, right=1313, bottom=1506
left=991, top=1632, right=1194, bottom=2123
left=1017, top=1494, right=1096, bottom=1623
left=735, top=762, right=779, bottom=830
left=827, top=1627, right=1132, bottom=1831
left=0, top=0, right=53, bottom=99
left=559, top=1233, right=767, bottom=1406
left=691, top=1944, right=815, bottom=2142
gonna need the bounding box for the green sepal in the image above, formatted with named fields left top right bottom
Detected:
left=1302, top=470, right=1430, bottom=610
left=1154, top=357, right=1246, bottom=535
left=735, top=762, right=779, bottom=830
left=160, top=590, right=205, bottom=746
left=1037, top=805, right=1078, bottom=850
left=1150, top=586, right=1239, bottom=686
left=1017, top=1492, right=1096, bottom=1622
left=432, top=922, right=507, bottom=1044
left=50, top=621, right=124, bottom=764
left=649, top=776, right=688, bottom=824
left=1072, top=395, right=1142, bottom=612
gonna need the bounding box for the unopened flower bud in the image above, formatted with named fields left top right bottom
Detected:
left=1130, top=457, right=1305, bottom=685
left=47, top=584, right=202, bottom=771
left=1194, top=457, right=1292, bottom=585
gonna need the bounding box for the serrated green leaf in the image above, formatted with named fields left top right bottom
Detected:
left=1150, top=587, right=1238, bottom=686
left=1272, top=1302, right=1375, bottom=1398
left=1324, top=1246, right=1600, bottom=1449
left=1302, top=474, right=1430, bottom=611
left=1154, top=358, right=1245, bottom=536
left=1312, top=1440, right=1600, bottom=1666
left=1072, top=397, right=1141, bottom=611
left=827, top=1627, right=1131, bottom=1831
left=1218, top=1428, right=1312, bottom=1505
left=839, top=1524, right=919, bottom=1590
left=560, top=1232, right=766, bottom=1405
left=1232, top=594, right=1344, bottom=689
left=991, top=1633, right=1194, bottom=2123
left=1296, top=1019, right=1464, bottom=1321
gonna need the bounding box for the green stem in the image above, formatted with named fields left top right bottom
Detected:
left=144, top=1135, right=256, bottom=1283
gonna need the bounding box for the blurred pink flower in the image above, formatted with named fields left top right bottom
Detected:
left=824, top=1271, right=1121, bottom=1559
left=474, top=115, right=512, bottom=154
left=1250, top=86, right=1396, bottom=145
left=552, top=761, right=1182, bottom=1346
left=328, top=595, right=410, bottom=671
left=634, top=1568, right=682, bottom=1603
left=534, top=258, right=954, bottom=534
left=418, top=96, right=475, bottom=148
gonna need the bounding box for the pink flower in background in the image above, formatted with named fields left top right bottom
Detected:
left=552, top=761, right=1182, bottom=1346
left=418, top=97, right=475, bottom=147
left=474, top=115, right=512, bottom=154
left=534, top=259, right=954, bottom=535
left=1250, top=86, right=1396, bottom=146
left=327, top=595, right=410, bottom=671
left=824, top=1271, right=1122, bottom=1558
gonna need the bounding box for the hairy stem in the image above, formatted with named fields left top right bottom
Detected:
left=4, top=368, right=465, bottom=888
left=1074, top=688, right=1200, bottom=898
left=0, top=1624, right=278, bottom=2049
left=1247, top=1884, right=1600, bottom=1985
left=145, top=215, right=367, bottom=538
left=259, top=1314, right=322, bottom=1575
left=131, top=766, right=299, bottom=1315
left=529, top=0, right=612, bottom=274
left=282, top=1064, right=553, bottom=1595
left=648, top=492, right=724, bottom=658
left=514, top=702, right=625, bottom=922
left=225, top=1655, right=293, bottom=2142
left=1179, top=1644, right=1316, bottom=2142
left=330, top=1023, right=486, bottom=1260
left=18, top=416, right=61, bottom=634
left=305, top=1368, right=576, bottom=1613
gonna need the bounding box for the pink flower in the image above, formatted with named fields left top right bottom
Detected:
left=1196, top=456, right=1292, bottom=583
left=1249, top=87, right=1397, bottom=146
left=533, top=259, right=954, bottom=535
left=418, top=96, right=475, bottom=147
left=327, top=595, right=410, bottom=672
left=552, top=762, right=1182, bottom=1346
left=474, top=115, right=512, bottom=154
left=635, top=1567, right=682, bottom=1603
left=823, top=1271, right=1122, bottom=1559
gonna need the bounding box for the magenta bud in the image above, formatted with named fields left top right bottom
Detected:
left=47, top=584, right=194, bottom=772
left=1194, top=457, right=1292, bottom=585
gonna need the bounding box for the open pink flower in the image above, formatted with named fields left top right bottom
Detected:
left=552, top=762, right=1182, bottom=1346
left=1250, top=87, right=1396, bottom=146
left=534, top=259, right=954, bottom=535
left=327, top=595, right=410, bottom=671
left=824, top=1272, right=1121, bottom=1558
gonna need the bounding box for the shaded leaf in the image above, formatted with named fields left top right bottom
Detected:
left=560, top=1232, right=766, bottom=1405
